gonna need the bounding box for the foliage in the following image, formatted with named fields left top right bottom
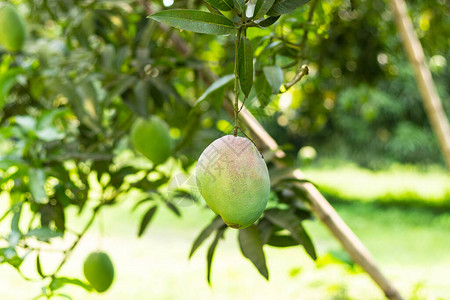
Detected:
left=0, top=0, right=323, bottom=297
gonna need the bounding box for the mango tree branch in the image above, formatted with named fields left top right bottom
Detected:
left=284, top=64, right=309, bottom=91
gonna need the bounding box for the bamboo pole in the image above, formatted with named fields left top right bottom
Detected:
left=389, top=0, right=450, bottom=170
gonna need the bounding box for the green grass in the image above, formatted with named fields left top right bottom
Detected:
left=303, top=163, right=450, bottom=209
left=1, top=164, right=450, bottom=299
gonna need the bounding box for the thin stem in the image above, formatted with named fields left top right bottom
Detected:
left=238, top=127, right=262, bottom=157
left=284, top=65, right=309, bottom=91
left=233, top=28, right=242, bottom=137
left=52, top=204, right=103, bottom=275
left=238, top=97, right=247, bottom=112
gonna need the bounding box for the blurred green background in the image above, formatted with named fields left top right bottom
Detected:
left=0, top=0, right=449, bottom=299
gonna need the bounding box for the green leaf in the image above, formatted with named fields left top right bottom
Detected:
left=189, top=216, right=224, bottom=258
left=26, top=227, right=63, bottom=241
left=267, top=0, right=311, bottom=16
left=29, top=168, right=47, bottom=203
left=36, top=253, right=45, bottom=278
left=267, top=234, right=299, bottom=247
left=207, top=226, right=226, bottom=285
left=255, top=73, right=272, bottom=107
left=233, top=0, right=246, bottom=13
left=14, top=115, right=37, bottom=133
left=0, top=68, right=23, bottom=110
left=36, top=109, right=68, bottom=131
left=204, top=0, right=234, bottom=11
left=328, top=249, right=355, bottom=267
left=238, top=225, right=269, bottom=279
left=9, top=206, right=22, bottom=247
left=49, top=277, right=93, bottom=292
left=196, top=74, right=234, bottom=105
left=257, top=219, right=273, bottom=244
left=138, top=206, right=158, bottom=237
left=258, top=16, right=280, bottom=27
left=0, top=202, right=22, bottom=223
left=148, top=10, right=236, bottom=35
left=264, top=209, right=317, bottom=260
left=164, top=201, right=181, bottom=217
left=253, top=0, right=276, bottom=19
left=263, top=65, right=283, bottom=93
left=0, top=247, right=23, bottom=267
left=36, top=127, right=65, bottom=142
left=238, top=36, right=253, bottom=97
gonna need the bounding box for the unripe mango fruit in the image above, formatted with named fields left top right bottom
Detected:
left=83, top=252, right=114, bottom=293
left=196, top=135, right=270, bottom=229
left=130, top=116, right=173, bottom=165
left=0, top=3, right=26, bottom=52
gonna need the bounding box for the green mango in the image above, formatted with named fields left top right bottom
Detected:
left=130, top=116, right=173, bottom=165
left=83, top=252, right=114, bottom=293
left=0, top=3, right=26, bottom=52
left=196, top=135, right=270, bottom=229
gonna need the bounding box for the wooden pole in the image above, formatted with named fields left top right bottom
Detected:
left=389, top=0, right=450, bottom=170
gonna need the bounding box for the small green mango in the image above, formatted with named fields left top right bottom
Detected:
left=83, top=252, right=114, bottom=293
left=0, top=3, right=26, bottom=52
left=130, top=116, right=173, bottom=165
left=196, top=135, right=270, bottom=229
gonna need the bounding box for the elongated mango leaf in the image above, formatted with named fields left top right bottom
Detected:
left=0, top=68, right=23, bottom=111
left=207, top=226, right=226, bottom=284
left=263, top=65, right=283, bottom=93
left=258, top=16, right=280, bottom=27
left=238, top=225, right=269, bottom=279
left=238, top=36, right=253, bottom=97
left=29, top=168, right=47, bottom=204
left=49, top=277, right=93, bottom=292
left=9, top=207, right=21, bottom=247
left=255, top=73, right=272, bottom=107
left=267, top=234, right=299, bottom=247
left=148, top=10, right=236, bottom=35
left=36, top=253, right=45, bottom=278
left=26, top=227, right=63, bottom=241
left=267, top=0, right=311, bottom=16
left=204, top=0, right=234, bottom=11
left=189, top=216, right=224, bottom=258
left=257, top=219, right=273, bottom=244
left=264, top=209, right=317, bottom=260
left=196, top=74, right=234, bottom=105
left=233, top=0, right=246, bottom=13
left=253, top=0, right=276, bottom=19
left=138, top=206, right=158, bottom=237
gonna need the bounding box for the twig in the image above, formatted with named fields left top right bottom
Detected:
left=238, top=96, right=247, bottom=112
left=284, top=65, right=309, bottom=91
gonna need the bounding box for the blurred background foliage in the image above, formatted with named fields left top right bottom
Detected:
left=0, top=0, right=449, bottom=298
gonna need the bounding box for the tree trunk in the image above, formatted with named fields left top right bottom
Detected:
left=390, top=0, right=450, bottom=170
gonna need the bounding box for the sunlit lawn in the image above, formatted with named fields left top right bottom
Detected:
left=1, top=164, right=450, bottom=299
